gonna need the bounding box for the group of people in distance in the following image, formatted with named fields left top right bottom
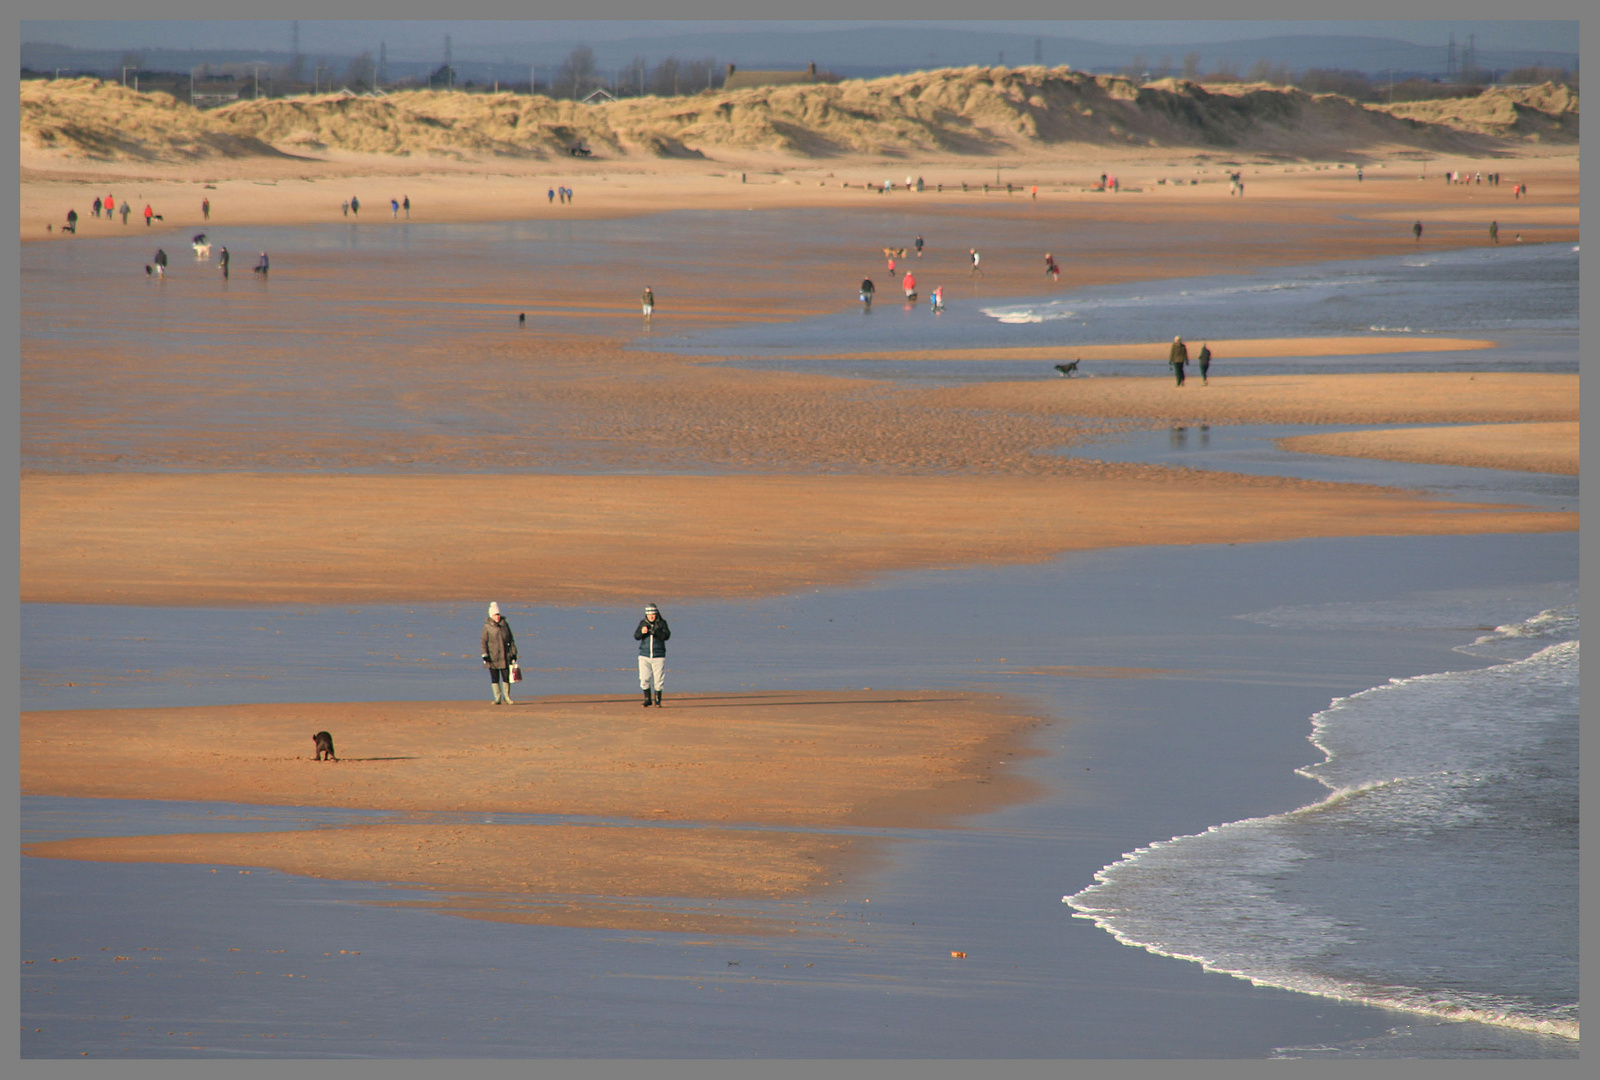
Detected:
left=1168, top=336, right=1213, bottom=386
left=480, top=602, right=670, bottom=708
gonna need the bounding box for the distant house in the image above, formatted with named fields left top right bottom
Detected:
left=722, top=62, right=832, bottom=90
left=581, top=87, right=617, bottom=104
left=190, top=78, right=243, bottom=109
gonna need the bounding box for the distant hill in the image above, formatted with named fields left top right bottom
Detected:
left=20, top=67, right=1576, bottom=166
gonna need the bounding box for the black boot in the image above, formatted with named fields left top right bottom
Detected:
left=642, top=688, right=654, bottom=707
left=653, top=690, right=663, bottom=707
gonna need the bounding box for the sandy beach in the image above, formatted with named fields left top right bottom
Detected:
left=19, top=72, right=1579, bottom=1057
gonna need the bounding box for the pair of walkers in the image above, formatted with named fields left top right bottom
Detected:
left=479, top=601, right=671, bottom=707
left=1169, top=336, right=1213, bottom=386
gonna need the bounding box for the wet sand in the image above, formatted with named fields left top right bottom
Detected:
left=23, top=691, right=1043, bottom=933
left=816, top=335, right=1498, bottom=362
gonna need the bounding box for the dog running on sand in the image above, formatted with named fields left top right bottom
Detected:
left=1054, top=361, right=1080, bottom=377
left=313, top=731, right=337, bottom=761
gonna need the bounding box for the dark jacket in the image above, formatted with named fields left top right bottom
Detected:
left=1169, top=340, right=1188, bottom=365
left=481, top=616, right=517, bottom=669
left=1197, top=345, right=1211, bottom=367
left=635, top=616, right=670, bottom=658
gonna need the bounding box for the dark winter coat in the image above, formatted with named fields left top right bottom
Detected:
left=481, top=616, right=518, bottom=669
left=1169, top=339, right=1188, bottom=366
left=635, top=616, right=670, bottom=658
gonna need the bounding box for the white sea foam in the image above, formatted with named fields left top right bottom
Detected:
left=1066, top=620, right=1579, bottom=1041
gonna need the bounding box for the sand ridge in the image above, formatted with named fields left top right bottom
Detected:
left=23, top=692, right=1047, bottom=932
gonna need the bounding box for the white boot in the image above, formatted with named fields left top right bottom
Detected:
left=502, top=679, right=513, bottom=705
left=492, top=682, right=503, bottom=704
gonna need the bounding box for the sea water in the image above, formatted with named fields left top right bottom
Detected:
left=662, top=242, right=1578, bottom=381
left=1067, top=600, right=1579, bottom=1048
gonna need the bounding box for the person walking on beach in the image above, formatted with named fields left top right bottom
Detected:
left=860, top=277, right=875, bottom=305
left=548, top=188, right=556, bottom=204
left=350, top=196, right=360, bottom=215
left=65, top=209, right=78, bottom=234
left=391, top=198, right=399, bottom=219
left=93, top=197, right=102, bottom=219
left=930, top=285, right=944, bottom=312
left=104, top=194, right=114, bottom=219
left=403, top=195, right=410, bottom=218
left=152, top=247, right=168, bottom=278
left=642, top=286, right=654, bottom=318
left=253, top=252, right=269, bottom=275
left=1045, top=252, right=1060, bottom=281
left=970, top=248, right=983, bottom=277
left=1169, top=335, right=1188, bottom=387
left=1489, top=221, right=1499, bottom=245
left=480, top=601, right=519, bottom=704
left=902, top=271, right=916, bottom=300
left=886, top=256, right=896, bottom=277
left=218, top=246, right=230, bottom=279
left=1197, top=342, right=1212, bottom=385
left=202, top=196, right=210, bottom=221
left=635, top=604, right=670, bottom=707
left=1412, top=221, right=1423, bottom=242
left=915, top=235, right=924, bottom=258
left=144, top=204, right=153, bottom=227
left=120, top=202, right=130, bottom=225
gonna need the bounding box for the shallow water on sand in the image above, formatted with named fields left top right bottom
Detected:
left=22, top=534, right=1578, bottom=1058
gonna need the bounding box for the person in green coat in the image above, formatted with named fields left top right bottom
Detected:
left=480, top=601, right=519, bottom=704
left=1169, top=336, right=1188, bottom=387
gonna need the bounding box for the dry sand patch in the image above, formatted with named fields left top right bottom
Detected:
left=923, top=372, right=1578, bottom=429
left=23, top=692, right=1045, bottom=932
left=1280, top=421, right=1579, bottom=475
left=20, top=471, right=1575, bottom=608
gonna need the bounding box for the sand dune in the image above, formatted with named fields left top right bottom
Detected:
left=22, top=68, right=1572, bottom=166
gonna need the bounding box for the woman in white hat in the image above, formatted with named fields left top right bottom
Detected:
left=480, top=601, right=519, bottom=704
left=634, top=603, right=671, bottom=707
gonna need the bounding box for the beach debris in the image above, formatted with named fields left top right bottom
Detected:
left=951, top=950, right=966, bottom=958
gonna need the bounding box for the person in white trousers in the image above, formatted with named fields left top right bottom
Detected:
left=634, top=603, right=670, bottom=707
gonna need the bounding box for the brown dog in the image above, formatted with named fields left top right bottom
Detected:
left=313, top=731, right=337, bottom=761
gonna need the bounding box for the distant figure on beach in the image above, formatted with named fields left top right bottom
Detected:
left=548, top=188, right=556, bottom=204
left=391, top=198, right=399, bottom=219
left=93, top=197, right=102, bottom=218
left=1045, top=253, right=1060, bottom=281
left=902, top=272, right=916, bottom=300
left=970, top=249, right=983, bottom=277
left=341, top=200, right=349, bottom=217
left=403, top=195, right=410, bottom=218
left=1412, top=221, right=1423, bottom=242
left=931, top=285, right=944, bottom=312
left=1031, top=185, right=1038, bottom=200
left=1169, top=335, right=1188, bottom=387
left=202, top=196, right=210, bottom=221
left=254, top=252, right=269, bottom=274
left=481, top=601, right=518, bottom=705
left=143, top=204, right=153, bottom=227
left=218, top=246, right=229, bottom=278
left=886, top=256, right=896, bottom=276
left=635, top=603, right=670, bottom=707
left=151, top=248, right=167, bottom=278
left=104, top=195, right=114, bottom=218
left=350, top=196, right=360, bottom=215
left=518, top=312, right=525, bottom=327
left=642, top=286, right=654, bottom=318
left=65, top=209, right=77, bottom=234
left=1490, top=221, right=1499, bottom=244
left=1356, top=167, right=1363, bottom=182
left=120, top=203, right=130, bottom=225
left=1197, top=343, right=1212, bottom=384
left=860, top=277, right=875, bottom=305
left=915, top=235, right=924, bottom=258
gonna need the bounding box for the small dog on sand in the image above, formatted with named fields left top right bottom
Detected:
left=313, top=731, right=337, bottom=761
left=1054, top=361, right=1080, bottom=377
